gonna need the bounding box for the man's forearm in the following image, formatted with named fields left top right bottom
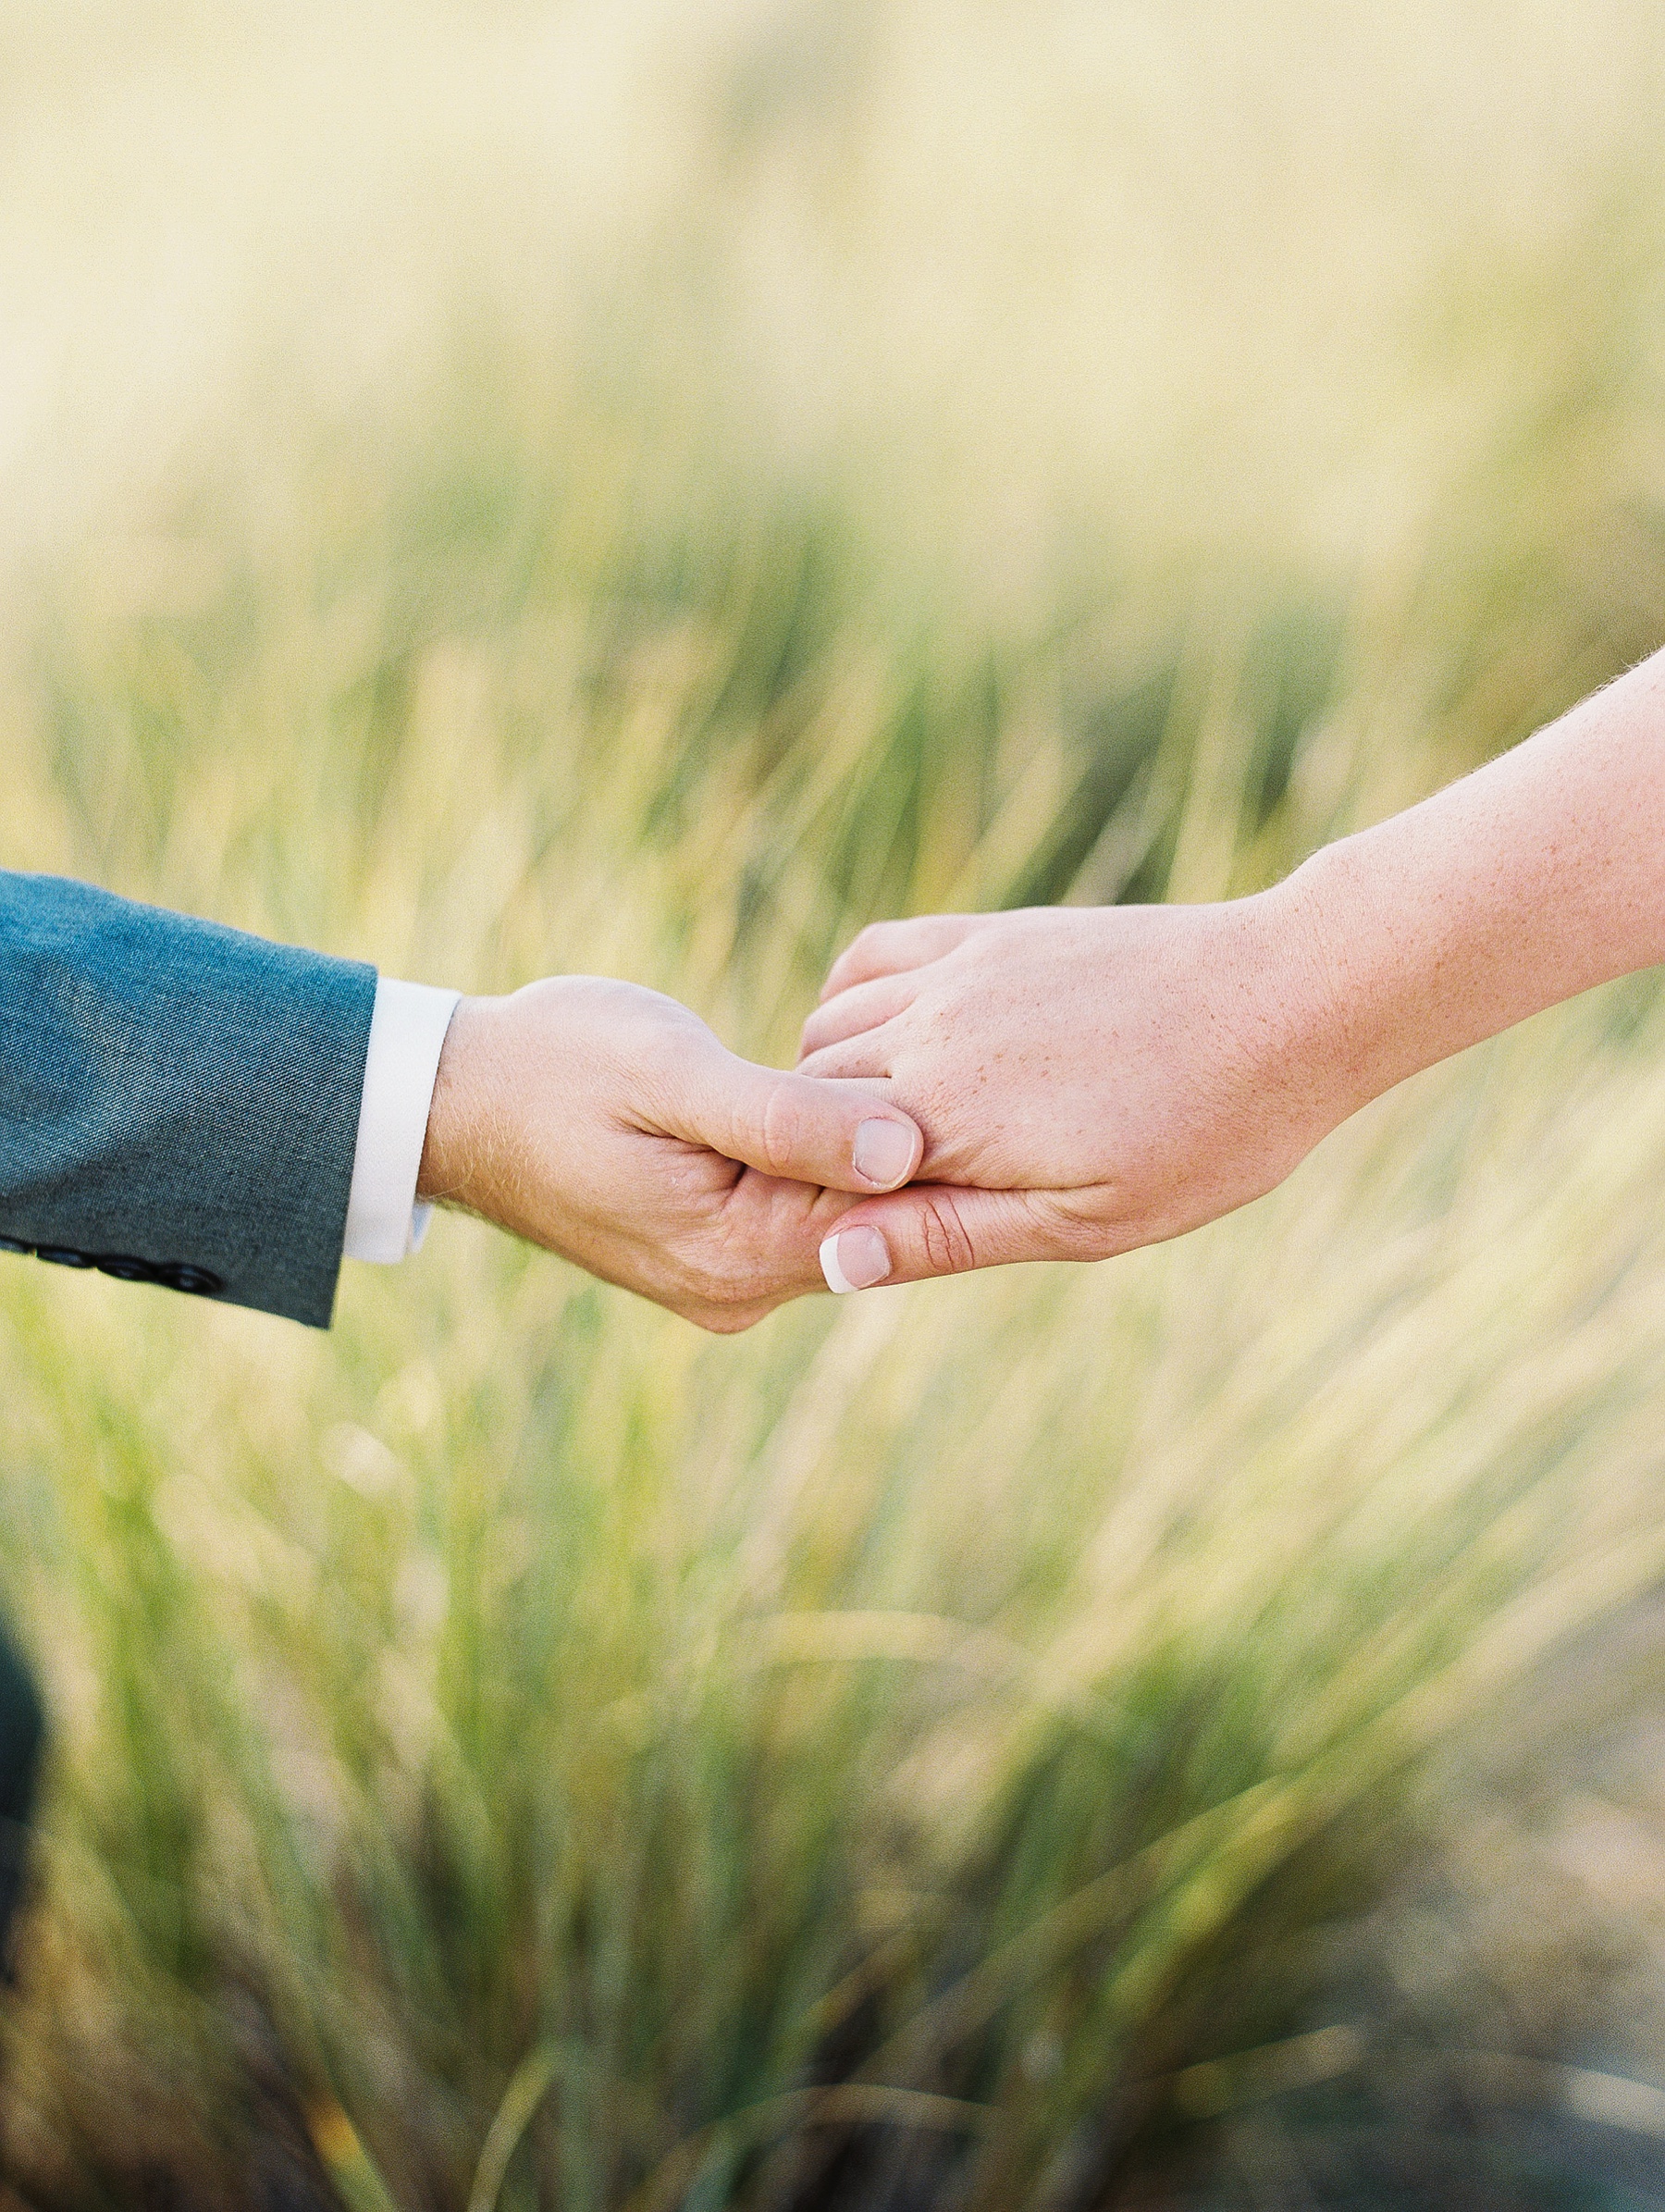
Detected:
left=1286, top=649, right=1665, bottom=1122
left=0, top=872, right=376, bottom=1325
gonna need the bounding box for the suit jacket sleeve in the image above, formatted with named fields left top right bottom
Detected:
left=0, top=871, right=376, bottom=1328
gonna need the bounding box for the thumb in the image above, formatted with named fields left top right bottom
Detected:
left=815, top=1185, right=1074, bottom=1291
left=671, top=1048, right=925, bottom=1194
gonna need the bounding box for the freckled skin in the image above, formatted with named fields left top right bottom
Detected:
left=798, top=899, right=1330, bottom=1260
left=801, top=649, right=1665, bottom=1288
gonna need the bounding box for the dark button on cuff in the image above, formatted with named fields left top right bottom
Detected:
left=152, top=1262, right=225, bottom=1297
left=0, top=1242, right=226, bottom=1298
left=93, top=1255, right=158, bottom=1283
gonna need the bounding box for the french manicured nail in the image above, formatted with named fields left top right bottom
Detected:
left=852, top=1118, right=916, bottom=1190
left=820, top=1227, right=892, bottom=1294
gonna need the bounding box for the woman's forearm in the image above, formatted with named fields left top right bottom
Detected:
left=1286, top=649, right=1665, bottom=1122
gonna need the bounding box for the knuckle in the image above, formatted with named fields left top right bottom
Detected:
left=1046, top=1194, right=1119, bottom=1262
left=919, top=1194, right=977, bottom=1276
left=679, top=1231, right=776, bottom=1318
left=678, top=1261, right=772, bottom=1332
left=757, top=1081, right=809, bottom=1177
left=829, top=922, right=892, bottom=989
left=716, top=1301, right=769, bottom=1334
left=1057, top=1218, right=1113, bottom=1263
left=686, top=1254, right=745, bottom=1308
left=684, top=1300, right=757, bottom=1335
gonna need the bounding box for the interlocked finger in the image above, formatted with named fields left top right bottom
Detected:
left=820, top=914, right=989, bottom=1003
left=798, top=971, right=922, bottom=1060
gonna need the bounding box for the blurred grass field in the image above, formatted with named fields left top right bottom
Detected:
left=7, top=4, right=1665, bottom=2206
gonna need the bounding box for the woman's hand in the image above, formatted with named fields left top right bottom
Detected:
left=418, top=977, right=923, bottom=1330
left=796, top=892, right=1344, bottom=1291
left=799, top=647, right=1665, bottom=1295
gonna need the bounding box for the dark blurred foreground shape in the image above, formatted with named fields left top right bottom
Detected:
left=0, top=1624, right=40, bottom=1974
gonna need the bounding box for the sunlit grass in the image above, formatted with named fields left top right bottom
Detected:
left=4, top=5, right=1665, bottom=2207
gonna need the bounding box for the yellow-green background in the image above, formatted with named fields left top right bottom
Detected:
left=5, top=5, right=1665, bottom=2205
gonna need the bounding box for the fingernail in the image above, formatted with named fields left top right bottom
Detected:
left=820, top=1227, right=892, bottom=1294
left=852, top=1118, right=916, bottom=1190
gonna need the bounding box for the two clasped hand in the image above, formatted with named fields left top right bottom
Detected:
left=420, top=648, right=1665, bottom=1325
left=415, top=894, right=1339, bottom=1330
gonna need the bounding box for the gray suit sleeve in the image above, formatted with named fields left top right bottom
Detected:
left=0, top=871, right=376, bottom=1328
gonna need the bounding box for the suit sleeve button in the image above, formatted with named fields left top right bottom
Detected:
left=92, top=1254, right=157, bottom=1283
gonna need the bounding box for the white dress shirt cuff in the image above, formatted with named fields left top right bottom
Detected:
left=343, top=978, right=462, bottom=1266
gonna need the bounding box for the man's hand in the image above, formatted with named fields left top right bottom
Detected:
left=418, top=977, right=924, bottom=1330
left=796, top=893, right=1341, bottom=1291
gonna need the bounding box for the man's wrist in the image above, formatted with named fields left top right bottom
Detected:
left=416, top=995, right=495, bottom=1213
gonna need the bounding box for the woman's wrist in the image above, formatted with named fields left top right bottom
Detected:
left=1272, top=772, right=1581, bottom=1131
left=1258, top=848, right=1399, bottom=1135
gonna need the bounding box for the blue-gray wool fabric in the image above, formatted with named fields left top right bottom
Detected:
left=0, top=871, right=376, bottom=1328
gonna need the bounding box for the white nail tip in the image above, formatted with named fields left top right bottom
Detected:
left=820, top=1236, right=857, bottom=1294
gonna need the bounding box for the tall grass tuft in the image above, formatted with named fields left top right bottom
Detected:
left=5, top=6, right=1665, bottom=2207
